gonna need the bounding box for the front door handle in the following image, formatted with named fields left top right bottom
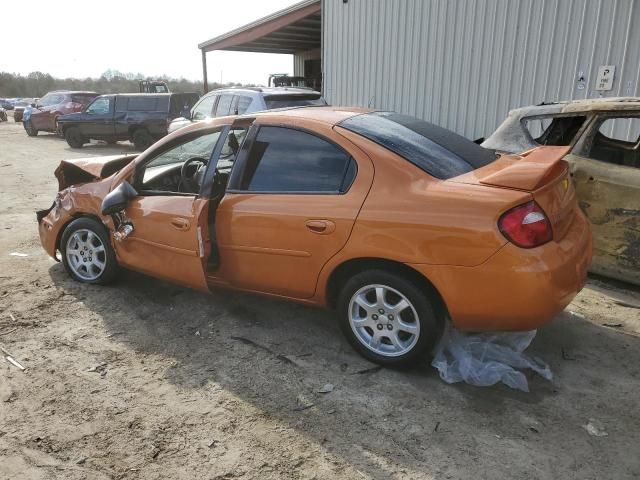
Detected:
left=305, top=219, right=336, bottom=234
left=170, top=217, right=190, bottom=231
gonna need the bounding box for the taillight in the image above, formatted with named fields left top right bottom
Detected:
left=498, top=201, right=553, bottom=248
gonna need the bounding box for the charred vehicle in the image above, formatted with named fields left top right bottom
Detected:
left=58, top=93, right=199, bottom=151
left=38, top=107, right=591, bottom=366
left=483, top=97, right=640, bottom=286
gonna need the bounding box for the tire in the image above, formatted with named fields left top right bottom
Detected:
left=24, top=121, right=38, bottom=136
left=337, top=269, right=442, bottom=368
left=132, top=128, right=154, bottom=151
left=60, top=217, right=119, bottom=285
left=65, top=127, right=85, bottom=148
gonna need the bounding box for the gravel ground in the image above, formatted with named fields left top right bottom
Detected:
left=0, top=116, right=639, bottom=480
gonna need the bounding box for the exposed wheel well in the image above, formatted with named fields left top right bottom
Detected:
left=325, top=258, right=449, bottom=320
left=55, top=213, right=107, bottom=253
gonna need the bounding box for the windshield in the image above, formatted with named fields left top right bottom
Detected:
left=339, top=112, right=497, bottom=180
left=264, top=94, right=326, bottom=109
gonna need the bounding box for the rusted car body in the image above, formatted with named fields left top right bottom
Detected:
left=483, top=98, right=640, bottom=286
left=37, top=107, right=591, bottom=366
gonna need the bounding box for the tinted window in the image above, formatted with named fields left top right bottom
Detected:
left=192, top=94, right=216, bottom=120
left=238, top=126, right=354, bottom=192
left=523, top=115, right=586, bottom=146
left=340, top=112, right=497, bottom=180
left=236, top=96, right=253, bottom=114
left=127, top=96, right=159, bottom=111
left=215, top=95, right=233, bottom=116
left=263, top=94, right=325, bottom=109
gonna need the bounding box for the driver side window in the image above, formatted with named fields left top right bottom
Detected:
left=86, top=97, right=111, bottom=115
left=138, top=131, right=222, bottom=194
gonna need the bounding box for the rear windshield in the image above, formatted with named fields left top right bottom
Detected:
left=339, top=112, right=497, bottom=179
left=264, top=94, right=326, bottom=109
left=71, top=94, right=97, bottom=105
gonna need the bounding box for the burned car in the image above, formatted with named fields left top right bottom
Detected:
left=38, top=107, right=591, bottom=366
left=483, top=97, right=640, bottom=286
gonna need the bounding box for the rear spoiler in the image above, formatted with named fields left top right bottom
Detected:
left=479, top=146, right=570, bottom=191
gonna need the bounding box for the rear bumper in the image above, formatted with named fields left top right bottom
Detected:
left=412, top=207, right=592, bottom=331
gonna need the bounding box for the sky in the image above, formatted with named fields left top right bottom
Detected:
left=1, top=0, right=301, bottom=85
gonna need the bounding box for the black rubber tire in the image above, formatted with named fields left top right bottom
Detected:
left=24, top=121, right=38, bottom=136
left=60, top=217, right=119, bottom=285
left=132, top=128, right=154, bottom=151
left=337, top=269, right=442, bottom=368
left=65, top=127, right=85, bottom=148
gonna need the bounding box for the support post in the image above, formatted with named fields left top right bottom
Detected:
left=201, top=50, right=208, bottom=93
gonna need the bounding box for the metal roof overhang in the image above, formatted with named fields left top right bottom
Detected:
left=198, top=0, right=321, bottom=55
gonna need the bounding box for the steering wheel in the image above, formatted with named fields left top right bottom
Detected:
left=180, top=157, right=207, bottom=193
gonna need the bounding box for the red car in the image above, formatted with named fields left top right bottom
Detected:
left=24, top=91, right=97, bottom=137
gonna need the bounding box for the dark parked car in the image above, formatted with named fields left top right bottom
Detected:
left=0, top=107, right=7, bottom=122
left=24, top=91, right=97, bottom=136
left=58, top=93, right=199, bottom=150
left=0, top=99, right=13, bottom=110
left=13, top=99, right=34, bottom=123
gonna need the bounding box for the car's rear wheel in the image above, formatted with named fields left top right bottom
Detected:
left=60, top=217, right=119, bottom=285
left=65, top=127, right=85, bottom=148
left=24, top=121, right=38, bottom=136
left=337, top=270, right=442, bottom=367
left=132, top=128, right=154, bottom=151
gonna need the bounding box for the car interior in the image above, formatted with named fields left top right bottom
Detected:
left=590, top=116, right=640, bottom=168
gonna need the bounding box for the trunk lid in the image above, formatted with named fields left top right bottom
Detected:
left=452, top=146, right=576, bottom=241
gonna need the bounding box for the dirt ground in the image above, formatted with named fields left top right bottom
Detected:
left=0, top=114, right=639, bottom=480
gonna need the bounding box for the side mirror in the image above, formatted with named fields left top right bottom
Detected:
left=101, top=180, right=138, bottom=215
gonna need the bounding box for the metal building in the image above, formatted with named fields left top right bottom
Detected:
left=200, top=0, right=640, bottom=139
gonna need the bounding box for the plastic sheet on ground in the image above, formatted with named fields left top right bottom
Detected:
left=431, top=324, right=552, bottom=392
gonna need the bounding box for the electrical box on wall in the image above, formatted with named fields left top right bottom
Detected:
left=595, top=66, right=615, bottom=91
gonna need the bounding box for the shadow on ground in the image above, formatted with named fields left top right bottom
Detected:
left=46, top=263, right=640, bottom=478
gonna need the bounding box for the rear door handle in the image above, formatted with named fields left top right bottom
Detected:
left=305, top=220, right=336, bottom=234
left=170, top=217, right=190, bottom=231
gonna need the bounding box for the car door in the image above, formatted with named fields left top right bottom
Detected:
left=568, top=113, right=640, bottom=284
left=31, top=94, right=56, bottom=130
left=114, top=128, right=225, bottom=291
left=82, top=96, right=115, bottom=137
left=214, top=124, right=374, bottom=298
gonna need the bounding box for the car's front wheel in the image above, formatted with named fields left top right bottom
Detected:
left=65, top=127, right=85, bottom=148
left=60, top=217, right=119, bottom=285
left=337, top=270, right=442, bottom=367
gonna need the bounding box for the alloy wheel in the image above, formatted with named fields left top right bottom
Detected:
left=65, top=229, right=107, bottom=281
left=348, top=284, right=421, bottom=357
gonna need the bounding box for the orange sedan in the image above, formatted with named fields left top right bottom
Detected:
left=37, top=107, right=592, bottom=366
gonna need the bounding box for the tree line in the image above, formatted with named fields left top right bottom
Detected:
left=0, top=70, right=252, bottom=98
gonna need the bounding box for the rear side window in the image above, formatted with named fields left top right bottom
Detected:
left=235, top=96, right=253, bottom=114
left=71, top=94, right=97, bottom=105
left=340, top=112, right=497, bottom=180
left=192, top=95, right=216, bottom=120
left=127, top=96, right=160, bottom=111
left=215, top=95, right=233, bottom=116
left=264, top=94, right=325, bottom=109
left=238, top=126, right=355, bottom=192
left=523, top=115, right=586, bottom=146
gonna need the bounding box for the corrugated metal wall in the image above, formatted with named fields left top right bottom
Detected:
left=322, top=0, right=640, bottom=139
